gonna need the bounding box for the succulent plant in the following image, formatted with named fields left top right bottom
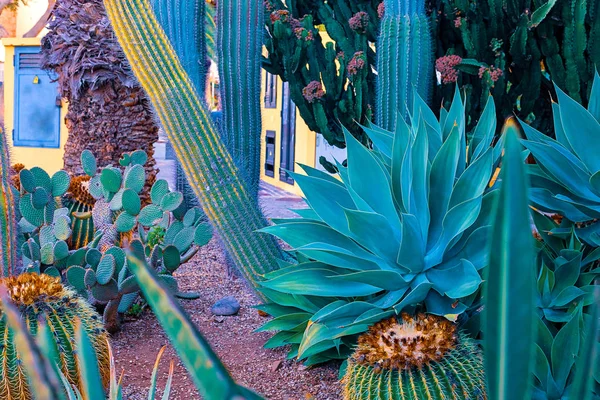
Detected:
left=256, top=88, right=502, bottom=364
left=104, top=0, right=283, bottom=298
left=520, top=72, right=600, bottom=246
left=62, top=175, right=96, bottom=249
left=4, top=248, right=264, bottom=400
left=341, top=313, right=486, bottom=399
left=0, top=273, right=110, bottom=398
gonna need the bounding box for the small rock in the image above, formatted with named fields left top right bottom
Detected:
left=211, top=296, right=240, bottom=316
left=213, top=315, right=225, bottom=323
left=270, top=360, right=283, bottom=372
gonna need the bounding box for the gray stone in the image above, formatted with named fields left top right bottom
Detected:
left=211, top=296, right=240, bottom=316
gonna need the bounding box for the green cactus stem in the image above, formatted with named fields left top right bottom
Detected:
left=217, top=0, right=264, bottom=197
left=376, top=0, right=432, bottom=130
left=103, top=0, right=282, bottom=296
left=0, top=131, right=18, bottom=276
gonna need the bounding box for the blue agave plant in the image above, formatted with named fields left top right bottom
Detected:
left=521, top=72, right=600, bottom=245
left=257, top=88, right=504, bottom=364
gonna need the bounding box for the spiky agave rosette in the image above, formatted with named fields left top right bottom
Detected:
left=342, top=314, right=486, bottom=399
left=0, top=273, right=110, bottom=398
left=257, top=88, right=503, bottom=364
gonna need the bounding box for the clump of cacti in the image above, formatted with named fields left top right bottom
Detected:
left=104, top=0, right=282, bottom=298
left=342, top=314, right=486, bottom=399
left=0, top=273, right=110, bottom=398
left=435, top=0, right=600, bottom=133
left=264, top=0, right=381, bottom=166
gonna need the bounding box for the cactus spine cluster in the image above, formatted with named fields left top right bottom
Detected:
left=63, top=175, right=95, bottom=249
left=0, top=273, right=110, bottom=398
left=217, top=0, right=263, bottom=197
left=103, top=0, right=282, bottom=295
left=0, top=133, right=17, bottom=276
left=342, top=314, right=486, bottom=399
left=376, top=0, right=432, bottom=130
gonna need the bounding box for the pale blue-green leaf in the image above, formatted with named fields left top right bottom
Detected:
left=551, top=309, right=581, bottom=392
left=484, top=122, right=535, bottom=400
left=588, top=71, right=600, bottom=123
left=391, top=117, right=411, bottom=212
left=424, top=291, right=467, bottom=315
left=328, top=270, right=408, bottom=291
left=427, top=259, right=482, bottom=299
left=397, top=214, right=425, bottom=273
left=411, top=115, right=430, bottom=239
left=344, top=209, right=401, bottom=263
left=345, top=128, right=400, bottom=226
left=471, top=95, right=497, bottom=161
left=393, top=281, right=433, bottom=313
left=297, top=164, right=344, bottom=187
left=427, top=126, right=461, bottom=249
left=449, top=148, right=493, bottom=209
left=555, top=83, right=600, bottom=173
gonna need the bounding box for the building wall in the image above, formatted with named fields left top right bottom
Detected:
left=3, top=37, right=68, bottom=173
left=260, top=72, right=316, bottom=197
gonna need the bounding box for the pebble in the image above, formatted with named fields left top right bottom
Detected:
left=211, top=295, right=241, bottom=316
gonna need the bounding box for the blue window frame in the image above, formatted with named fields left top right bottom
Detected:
left=13, top=46, right=61, bottom=148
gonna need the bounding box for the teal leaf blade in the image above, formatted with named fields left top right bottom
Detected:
left=484, top=119, right=536, bottom=400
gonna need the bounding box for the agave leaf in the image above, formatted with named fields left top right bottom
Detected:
left=361, top=123, right=394, bottom=159
left=484, top=120, right=536, bottom=400
left=449, top=148, right=493, bottom=209
left=395, top=213, right=425, bottom=272
left=345, top=128, right=400, bottom=227
left=327, top=270, right=409, bottom=291
left=344, top=209, right=401, bottom=263
left=391, top=116, right=412, bottom=212
left=554, top=83, right=600, bottom=173
left=589, top=71, right=600, bottom=123
left=393, top=280, right=433, bottom=313
left=296, top=164, right=344, bottom=187
left=148, top=346, right=166, bottom=400
left=161, top=361, right=174, bottom=400
left=428, top=126, right=461, bottom=248
left=75, top=320, right=105, bottom=400
left=427, top=259, right=482, bottom=299
left=289, top=173, right=356, bottom=235
left=569, top=289, right=599, bottom=400
left=551, top=307, right=583, bottom=392
left=126, top=251, right=262, bottom=399
left=551, top=102, right=574, bottom=154
left=261, top=268, right=382, bottom=297
left=411, top=116, right=430, bottom=238
left=471, top=95, right=497, bottom=161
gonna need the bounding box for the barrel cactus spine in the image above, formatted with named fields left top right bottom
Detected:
left=342, top=314, right=486, bottom=399
left=0, top=273, right=110, bottom=397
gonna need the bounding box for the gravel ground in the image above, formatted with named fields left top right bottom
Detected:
left=112, top=238, right=341, bottom=400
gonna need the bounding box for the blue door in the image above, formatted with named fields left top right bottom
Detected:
left=13, top=46, right=61, bottom=148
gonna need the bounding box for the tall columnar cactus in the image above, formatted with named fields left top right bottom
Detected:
left=342, top=314, right=486, bottom=399
left=149, top=0, right=208, bottom=97
left=103, top=0, right=282, bottom=296
left=376, top=0, right=433, bottom=130
left=217, top=0, right=263, bottom=197
left=435, top=0, right=600, bottom=133
left=0, top=273, right=110, bottom=398
left=63, top=176, right=95, bottom=249
left=0, top=131, right=18, bottom=276
left=264, top=0, right=380, bottom=156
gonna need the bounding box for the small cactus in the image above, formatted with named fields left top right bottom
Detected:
left=342, top=314, right=487, bottom=400
left=63, top=175, right=96, bottom=249
left=0, top=273, right=110, bottom=398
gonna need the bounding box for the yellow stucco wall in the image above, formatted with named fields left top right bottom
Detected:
left=3, top=37, right=67, bottom=173
left=260, top=72, right=316, bottom=196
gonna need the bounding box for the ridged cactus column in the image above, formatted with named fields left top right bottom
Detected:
left=0, top=131, right=18, bottom=276
left=149, top=0, right=207, bottom=100
left=376, top=0, right=432, bottom=130
left=103, top=0, right=281, bottom=296
left=217, top=0, right=264, bottom=198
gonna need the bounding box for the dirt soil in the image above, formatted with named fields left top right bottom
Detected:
left=111, top=238, right=342, bottom=400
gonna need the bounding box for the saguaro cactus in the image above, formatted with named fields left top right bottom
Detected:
left=376, top=0, right=433, bottom=130
left=103, top=0, right=282, bottom=295
left=217, top=0, right=264, bottom=197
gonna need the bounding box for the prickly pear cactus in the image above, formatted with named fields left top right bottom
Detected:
left=342, top=314, right=487, bottom=400
left=17, top=167, right=72, bottom=276
left=0, top=273, right=110, bottom=398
